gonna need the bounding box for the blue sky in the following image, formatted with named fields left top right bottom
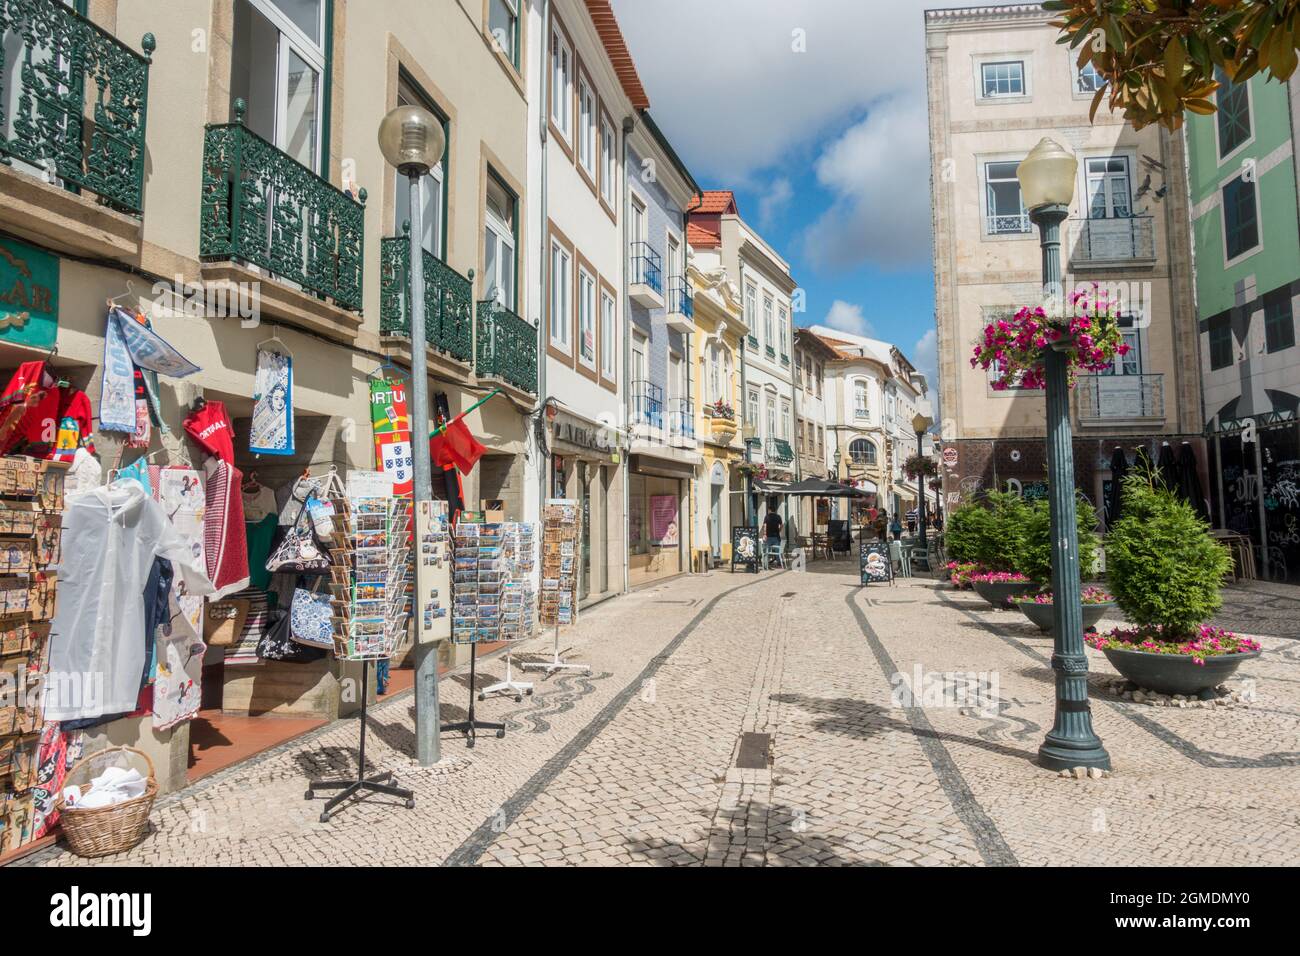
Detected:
left=610, top=0, right=970, bottom=385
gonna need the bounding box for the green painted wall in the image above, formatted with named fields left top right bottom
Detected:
left=1186, top=75, right=1300, bottom=318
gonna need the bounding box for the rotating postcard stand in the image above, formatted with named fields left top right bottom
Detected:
left=522, top=500, right=590, bottom=677
left=306, top=474, right=415, bottom=822
left=447, top=519, right=506, bottom=745
left=481, top=521, right=537, bottom=702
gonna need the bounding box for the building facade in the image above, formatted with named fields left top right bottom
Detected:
left=791, top=328, right=834, bottom=533
left=925, top=4, right=1203, bottom=522
left=1187, top=70, right=1300, bottom=580
left=529, top=0, right=644, bottom=606
left=623, top=113, right=701, bottom=587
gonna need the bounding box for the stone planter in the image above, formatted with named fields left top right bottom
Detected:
left=1016, top=599, right=1115, bottom=633
left=1100, top=646, right=1260, bottom=697
left=971, top=578, right=1036, bottom=609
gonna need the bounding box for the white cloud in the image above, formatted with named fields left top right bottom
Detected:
left=800, top=95, right=932, bottom=271
left=756, top=177, right=793, bottom=229
left=823, top=300, right=874, bottom=338
left=911, top=328, right=941, bottom=421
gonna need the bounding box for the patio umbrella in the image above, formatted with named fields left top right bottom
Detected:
left=780, top=477, right=870, bottom=497
left=1176, top=441, right=1210, bottom=521
left=1107, top=446, right=1128, bottom=528
left=1132, top=444, right=1154, bottom=480
left=1157, top=441, right=1179, bottom=491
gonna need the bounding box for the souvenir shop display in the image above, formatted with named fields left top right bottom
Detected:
left=0, top=456, right=76, bottom=859
left=414, top=499, right=451, bottom=645
left=444, top=520, right=507, bottom=745
left=524, top=500, right=590, bottom=677
left=479, top=522, right=537, bottom=703
left=303, top=471, right=414, bottom=822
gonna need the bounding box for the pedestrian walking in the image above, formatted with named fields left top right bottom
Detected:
left=764, top=503, right=784, bottom=553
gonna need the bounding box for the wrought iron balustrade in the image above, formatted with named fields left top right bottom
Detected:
left=475, top=299, right=537, bottom=394
left=378, top=228, right=473, bottom=362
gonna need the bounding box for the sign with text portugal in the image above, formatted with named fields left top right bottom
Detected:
left=369, top=377, right=413, bottom=497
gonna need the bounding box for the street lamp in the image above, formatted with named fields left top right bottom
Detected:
left=911, top=411, right=932, bottom=551
left=1017, top=137, right=1110, bottom=772
left=742, top=422, right=758, bottom=526
left=379, top=104, right=445, bottom=767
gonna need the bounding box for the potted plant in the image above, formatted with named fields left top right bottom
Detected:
left=1012, top=495, right=1114, bottom=632
left=957, top=491, right=1037, bottom=608
left=944, top=560, right=979, bottom=588
left=970, top=569, right=1035, bottom=608
left=1095, top=471, right=1255, bottom=697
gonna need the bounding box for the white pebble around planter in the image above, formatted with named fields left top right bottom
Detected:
left=1101, top=677, right=1252, bottom=711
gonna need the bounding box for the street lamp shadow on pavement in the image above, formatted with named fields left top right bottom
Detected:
left=1017, top=137, right=1111, bottom=773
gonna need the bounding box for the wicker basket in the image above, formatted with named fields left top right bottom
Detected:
left=56, top=745, right=158, bottom=859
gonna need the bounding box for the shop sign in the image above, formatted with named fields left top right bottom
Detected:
left=942, top=446, right=958, bottom=468
left=0, top=237, right=58, bottom=349
left=369, top=378, right=412, bottom=496
left=551, top=411, right=615, bottom=454
left=731, top=526, right=759, bottom=574
left=860, top=540, right=892, bottom=585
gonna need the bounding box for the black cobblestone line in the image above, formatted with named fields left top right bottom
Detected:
left=444, top=572, right=783, bottom=867
left=935, top=588, right=1300, bottom=770
left=845, top=591, right=1020, bottom=867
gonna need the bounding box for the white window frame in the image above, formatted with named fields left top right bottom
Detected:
left=747, top=387, right=760, bottom=435
left=549, top=21, right=572, bottom=142
left=744, top=282, right=757, bottom=331
left=1083, top=155, right=1134, bottom=220
left=487, top=0, right=519, bottom=67
left=1073, top=57, right=1106, bottom=98
left=781, top=400, right=791, bottom=440
left=549, top=238, right=572, bottom=354
left=853, top=379, right=870, bottom=421
left=600, top=111, right=616, bottom=205
left=578, top=73, right=596, bottom=178
left=974, top=54, right=1031, bottom=103
left=980, top=156, right=1030, bottom=238
left=600, top=288, right=617, bottom=380
left=577, top=265, right=597, bottom=369
left=242, top=0, right=327, bottom=172
left=778, top=304, right=788, bottom=356
left=396, top=80, right=446, bottom=259
left=763, top=294, right=774, bottom=349
left=483, top=174, right=515, bottom=308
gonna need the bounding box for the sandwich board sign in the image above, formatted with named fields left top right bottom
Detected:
left=860, top=540, right=892, bottom=585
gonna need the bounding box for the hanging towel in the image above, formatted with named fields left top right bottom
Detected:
left=250, top=348, right=294, bottom=455
left=99, top=310, right=137, bottom=433
left=109, top=305, right=200, bottom=378
left=203, top=458, right=250, bottom=600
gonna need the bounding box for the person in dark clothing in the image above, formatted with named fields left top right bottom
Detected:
left=763, top=505, right=783, bottom=553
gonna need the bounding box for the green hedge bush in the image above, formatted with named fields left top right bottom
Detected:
left=1106, top=472, right=1231, bottom=639
left=945, top=491, right=1030, bottom=572
left=1019, top=495, right=1099, bottom=588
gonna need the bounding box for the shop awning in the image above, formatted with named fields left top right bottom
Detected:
left=778, top=477, right=874, bottom=498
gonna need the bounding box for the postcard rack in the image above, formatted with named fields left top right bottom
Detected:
left=329, top=493, right=412, bottom=662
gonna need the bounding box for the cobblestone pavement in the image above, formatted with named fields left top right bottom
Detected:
left=20, top=563, right=1300, bottom=867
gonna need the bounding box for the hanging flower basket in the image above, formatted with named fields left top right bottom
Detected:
left=736, top=462, right=767, bottom=480
left=903, top=454, right=937, bottom=481
left=970, top=284, right=1130, bottom=391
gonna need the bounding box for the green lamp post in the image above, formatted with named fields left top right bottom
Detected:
left=1017, top=138, right=1111, bottom=772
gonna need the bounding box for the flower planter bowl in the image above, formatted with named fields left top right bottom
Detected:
left=971, top=579, right=1036, bottom=609
left=1100, top=646, right=1260, bottom=697
left=1016, top=599, right=1115, bottom=633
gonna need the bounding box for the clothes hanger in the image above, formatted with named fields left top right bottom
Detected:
left=256, top=329, right=293, bottom=357
left=106, top=280, right=139, bottom=313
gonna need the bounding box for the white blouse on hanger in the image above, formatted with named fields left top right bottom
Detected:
left=46, top=480, right=215, bottom=721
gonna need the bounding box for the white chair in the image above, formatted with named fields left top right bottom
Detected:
left=764, top=541, right=786, bottom=570
left=889, top=539, right=909, bottom=577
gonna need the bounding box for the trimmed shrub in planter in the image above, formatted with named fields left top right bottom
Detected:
left=946, top=492, right=1030, bottom=573
left=1098, top=472, right=1245, bottom=695
left=1016, top=586, right=1114, bottom=633
left=1019, top=495, right=1100, bottom=588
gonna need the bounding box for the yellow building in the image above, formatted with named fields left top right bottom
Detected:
left=688, top=256, right=748, bottom=565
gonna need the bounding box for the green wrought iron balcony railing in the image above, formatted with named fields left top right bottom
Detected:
left=476, top=299, right=537, bottom=395
left=379, top=228, right=473, bottom=363
left=201, top=101, right=365, bottom=311
left=766, top=438, right=794, bottom=465
left=0, top=0, right=155, bottom=214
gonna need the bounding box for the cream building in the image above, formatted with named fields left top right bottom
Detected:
left=925, top=4, right=1203, bottom=515
left=0, top=0, right=538, bottom=792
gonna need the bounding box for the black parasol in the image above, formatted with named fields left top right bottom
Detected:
left=1157, top=441, right=1180, bottom=491
left=1107, top=446, right=1128, bottom=528
left=1176, top=441, right=1210, bottom=521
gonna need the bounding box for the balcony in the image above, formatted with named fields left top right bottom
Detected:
left=1068, top=215, right=1156, bottom=268
left=703, top=400, right=738, bottom=443
left=1075, top=373, right=1164, bottom=426
left=630, top=380, right=663, bottom=432
left=766, top=439, right=794, bottom=467
left=475, top=299, right=537, bottom=396
left=664, top=275, right=693, bottom=334
left=378, top=230, right=473, bottom=364
left=628, top=241, right=663, bottom=309
left=201, top=103, right=365, bottom=329
left=0, top=0, right=154, bottom=259
left=985, top=213, right=1031, bottom=236
left=667, top=398, right=695, bottom=446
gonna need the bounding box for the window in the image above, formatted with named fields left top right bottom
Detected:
left=483, top=171, right=516, bottom=308
left=981, top=60, right=1024, bottom=98
left=549, top=22, right=572, bottom=141
left=779, top=305, right=789, bottom=356
left=1264, top=287, right=1295, bottom=354
left=549, top=239, right=571, bottom=353
left=1215, top=68, right=1251, bottom=160
left=854, top=380, right=870, bottom=420
left=744, top=283, right=757, bottom=329
left=1085, top=157, right=1132, bottom=219
left=667, top=234, right=681, bottom=280
left=631, top=334, right=647, bottom=387
left=1103, top=316, right=1141, bottom=375
left=763, top=295, right=774, bottom=349
left=577, top=267, right=596, bottom=368
left=747, top=388, right=759, bottom=435
left=1208, top=315, right=1233, bottom=371
left=708, top=345, right=722, bottom=403
left=766, top=395, right=777, bottom=442
left=600, top=113, right=616, bottom=205
left=984, top=161, right=1028, bottom=234
left=1076, top=60, right=1105, bottom=94
left=630, top=194, right=646, bottom=243
left=794, top=353, right=803, bottom=391
left=600, top=289, right=617, bottom=379
left=1222, top=173, right=1259, bottom=262
left=488, top=0, right=519, bottom=67
left=781, top=400, right=791, bottom=439
left=578, top=74, right=596, bottom=178
left=393, top=79, right=446, bottom=258
left=816, top=363, right=823, bottom=398
left=817, top=425, right=824, bottom=459
left=231, top=0, right=327, bottom=173
left=849, top=439, right=876, bottom=466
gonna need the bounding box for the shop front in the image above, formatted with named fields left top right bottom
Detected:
left=549, top=409, right=624, bottom=607
left=628, top=452, right=697, bottom=587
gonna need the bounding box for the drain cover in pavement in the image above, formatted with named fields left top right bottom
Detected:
left=735, top=732, right=772, bottom=769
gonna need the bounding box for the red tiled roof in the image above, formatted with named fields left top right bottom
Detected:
left=687, top=222, right=720, bottom=248
left=690, top=190, right=738, bottom=214
left=584, top=0, right=650, bottom=111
